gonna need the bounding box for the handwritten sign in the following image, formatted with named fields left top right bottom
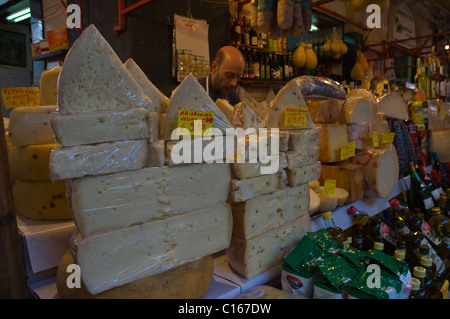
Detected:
left=1, top=87, right=41, bottom=109
left=323, top=179, right=336, bottom=196
left=373, top=131, right=379, bottom=147
left=284, top=107, right=308, bottom=127
left=340, top=141, right=356, bottom=160
left=177, top=110, right=214, bottom=135
left=381, top=132, right=395, bottom=144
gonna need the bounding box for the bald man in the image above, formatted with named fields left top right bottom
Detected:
left=198, top=46, right=245, bottom=106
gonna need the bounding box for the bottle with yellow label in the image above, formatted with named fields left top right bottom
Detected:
left=321, top=211, right=345, bottom=244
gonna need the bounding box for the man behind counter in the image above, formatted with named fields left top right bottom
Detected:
left=197, top=45, right=245, bottom=106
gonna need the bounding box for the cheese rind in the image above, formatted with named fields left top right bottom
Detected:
left=287, top=128, right=320, bottom=151
left=50, top=108, right=150, bottom=146
left=49, top=139, right=148, bottom=180
left=76, top=203, right=232, bottom=295
left=69, top=163, right=231, bottom=236
left=286, top=162, right=321, bottom=187
left=13, top=180, right=71, bottom=220
left=340, top=95, right=374, bottom=124
left=57, top=250, right=214, bottom=299
left=231, top=184, right=310, bottom=240
left=229, top=173, right=282, bottom=202
left=40, top=66, right=61, bottom=106
left=377, top=92, right=409, bottom=120
left=319, top=163, right=364, bottom=204
left=58, top=25, right=152, bottom=114
left=227, top=214, right=311, bottom=279
left=146, top=140, right=165, bottom=167
left=8, top=106, right=58, bottom=146
left=9, top=143, right=58, bottom=181
left=315, top=124, right=349, bottom=163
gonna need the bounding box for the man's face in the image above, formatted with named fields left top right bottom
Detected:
left=210, top=56, right=245, bottom=95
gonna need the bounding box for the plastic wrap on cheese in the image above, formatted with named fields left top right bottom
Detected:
left=163, top=74, right=233, bottom=140
left=57, top=24, right=153, bottom=114
left=229, top=173, right=285, bottom=202
left=347, top=122, right=373, bottom=150
left=49, top=139, right=148, bottom=180
left=285, top=146, right=320, bottom=169
left=294, top=76, right=347, bottom=100
left=340, top=92, right=374, bottom=124
left=70, top=203, right=232, bottom=295
left=231, top=152, right=287, bottom=179
left=428, top=100, right=450, bottom=131
left=236, top=285, right=307, bottom=299
left=231, top=102, right=264, bottom=129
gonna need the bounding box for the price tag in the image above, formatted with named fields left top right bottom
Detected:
left=340, top=141, right=356, bottom=160
left=381, top=132, right=395, bottom=144
left=284, top=107, right=308, bottom=127
left=177, top=110, right=214, bottom=136
left=1, top=87, right=41, bottom=109
left=373, top=131, right=379, bottom=147
left=323, top=179, right=336, bottom=196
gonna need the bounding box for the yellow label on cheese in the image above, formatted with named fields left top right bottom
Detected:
left=177, top=110, right=214, bottom=135
left=284, top=107, right=308, bottom=127
left=381, top=132, right=395, bottom=144
left=373, top=131, right=379, bottom=147
left=1, top=87, right=41, bottom=109
left=340, top=141, right=356, bottom=160
left=323, top=179, right=336, bottom=195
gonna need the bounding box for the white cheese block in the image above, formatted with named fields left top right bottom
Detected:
left=229, top=173, right=282, bottom=202
left=69, top=163, right=231, bottom=236
left=58, top=25, right=152, bottom=114
left=377, top=92, right=409, bottom=120
left=165, top=138, right=226, bottom=165
left=50, top=108, right=150, bottom=147
left=315, top=124, right=349, bottom=163
left=285, top=147, right=320, bottom=169
left=265, top=79, right=315, bottom=130
left=431, top=129, right=450, bottom=162
left=309, top=189, right=320, bottom=214
left=340, top=95, right=374, bottom=124
left=314, top=186, right=349, bottom=207
left=227, top=214, right=311, bottom=279
left=232, top=102, right=264, bottom=129
left=231, top=184, right=310, bottom=240
left=159, top=113, right=166, bottom=138
left=124, top=58, right=169, bottom=113
left=49, top=139, right=148, bottom=180
left=350, top=144, right=399, bottom=198
left=146, top=139, right=165, bottom=167
left=163, top=74, right=232, bottom=140
left=148, top=111, right=160, bottom=143
left=76, top=203, right=232, bottom=295
left=231, top=152, right=286, bottom=179
left=347, top=122, right=373, bottom=150
left=287, top=128, right=320, bottom=151
left=286, top=162, right=321, bottom=187
left=8, top=106, right=58, bottom=146
left=306, top=99, right=345, bottom=124
left=40, top=66, right=61, bottom=106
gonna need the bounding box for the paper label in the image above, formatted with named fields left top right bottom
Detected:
left=381, top=132, right=395, bottom=144
left=373, top=131, right=379, bottom=147
left=1, top=87, right=41, bottom=109
left=177, top=110, right=214, bottom=135
left=415, top=92, right=427, bottom=102
left=284, top=107, right=308, bottom=127
left=340, top=141, right=355, bottom=160
left=323, top=180, right=336, bottom=196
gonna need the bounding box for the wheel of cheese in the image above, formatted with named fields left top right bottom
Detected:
left=309, top=189, right=320, bottom=214
left=56, top=250, right=214, bottom=299
left=306, top=99, right=345, bottom=124
left=314, top=186, right=349, bottom=207
left=350, top=144, right=399, bottom=199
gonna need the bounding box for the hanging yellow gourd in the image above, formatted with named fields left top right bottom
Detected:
left=357, top=50, right=370, bottom=72
left=323, top=40, right=332, bottom=56
left=350, top=61, right=365, bottom=80
left=305, top=43, right=318, bottom=70
left=331, top=39, right=341, bottom=55
left=292, top=43, right=306, bottom=68
left=339, top=40, right=348, bottom=55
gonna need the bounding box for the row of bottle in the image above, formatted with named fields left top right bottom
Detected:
left=414, top=46, right=450, bottom=101
left=240, top=48, right=294, bottom=82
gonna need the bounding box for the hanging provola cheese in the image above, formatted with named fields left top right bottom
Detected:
left=350, top=144, right=399, bottom=199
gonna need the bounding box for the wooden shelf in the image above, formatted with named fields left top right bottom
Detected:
left=31, top=50, right=68, bottom=62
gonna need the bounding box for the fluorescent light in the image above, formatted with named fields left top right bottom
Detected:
left=13, top=12, right=30, bottom=22
left=6, top=7, right=30, bottom=21
left=310, top=24, right=319, bottom=32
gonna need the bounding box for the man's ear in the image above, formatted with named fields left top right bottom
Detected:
left=211, top=61, right=219, bottom=73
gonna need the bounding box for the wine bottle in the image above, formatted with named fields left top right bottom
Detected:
left=409, top=162, right=435, bottom=220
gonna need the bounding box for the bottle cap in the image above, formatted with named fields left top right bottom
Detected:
left=347, top=206, right=358, bottom=216
left=411, top=278, right=420, bottom=290
left=389, top=199, right=400, bottom=208
left=322, top=211, right=333, bottom=220
left=432, top=207, right=441, bottom=215
left=374, top=241, right=384, bottom=251
left=394, top=250, right=405, bottom=261
left=413, top=266, right=426, bottom=278
left=419, top=245, right=430, bottom=255
left=420, top=256, right=433, bottom=267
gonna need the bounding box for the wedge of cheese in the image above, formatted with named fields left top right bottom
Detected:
left=9, top=143, right=58, bottom=181
left=377, top=92, right=409, bottom=120
left=314, top=186, right=349, bottom=207
left=51, top=108, right=150, bottom=147
left=215, top=99, right=234, bottom=124
left=231, top=184, right=310, bottom=240
left=146, top=139, right=165, bottom=167
left=232, top=102, right=264, bottom=129
left=227, top=214, right=311, bottom=279
left=13, top=180, right=71, bottom=220
left=124, top=58, right=169, bottom=113
left=340, top=95, right=374, bottom=124
left=287, top=128, right=320, bottom=151
left=76, top=203, right=232, bottom=295
left=40, top=66, right=61, bottom=105
left=431, top=129, right=450, bottom=162
left=285, top=147, right=320, bottom=169
left=57, top=250, right=213, bottom=299
left=265, top=79, right=314, bottom=130
left=8, top=106, right=57, bottom=146
left=319, top=163, right=365, bottom=204
left=231, top=152, right=286, bottom=179
left=49, top=139, right=148, bottom=180
left=317, top=193, right=338, bottom=212
left=315, top=124, right=349, bottom=163
left=229, top=173, right=283, bottom=202
left=286, top=162, right=321, bottom=187
left=57, top=25, right=152, bottom=114
left=68, top=163, right=231, bottom=236
left=306, top=99, right=345, bottom=124
left=163, top=74, right=232, bottom=140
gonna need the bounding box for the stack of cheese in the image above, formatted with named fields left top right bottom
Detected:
left=225, top=79, right=313, bottom=279
left=53, top=25, right=230, bottom=299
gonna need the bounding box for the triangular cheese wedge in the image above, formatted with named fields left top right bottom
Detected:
left=265, top=79, right=314, bottom=129
left=124, top=58, right=169, bottom=113
left=163, top=74, right=232, bottom=140
left=58, top=24, right=152, bottom=114
left=232, top=102, right=264, bottom=129
left=215, top=99, right=234, bottom=124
